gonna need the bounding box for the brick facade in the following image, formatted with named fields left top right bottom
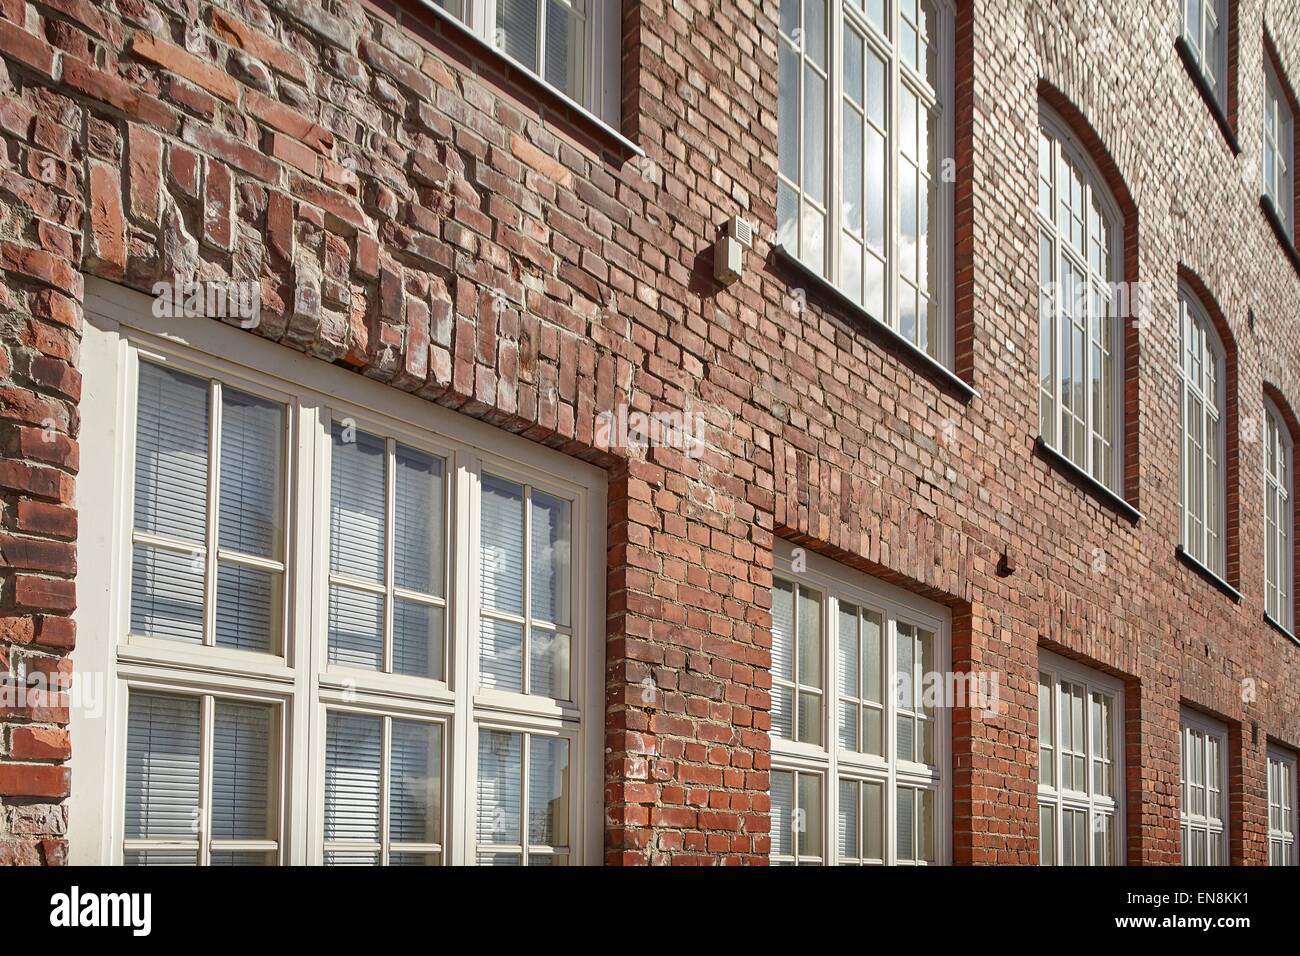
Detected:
left=0, top=0, right=1297, bottom=865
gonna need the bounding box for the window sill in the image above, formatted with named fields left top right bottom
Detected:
left=1033, top=437, right=1142, bottom=524
left=1175, top=545, right=1242, bottom=603
left=1264, top=611, right=1300, bottom=646
left=380, top=0, right=644, bottom=161
left=1174, top=37, right=1241, bottom=156
left=771, top=244, right=977, bottom=403
left=1260, top=194, right=1300, bottom=277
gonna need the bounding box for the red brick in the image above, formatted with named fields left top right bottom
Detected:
left=126, top=124, right=163, bottom=224
left=131, top=32, right=238, bottom=103
left=10, top=728, right=70, bottom=761
left=0, top=765, right=69, bottom=798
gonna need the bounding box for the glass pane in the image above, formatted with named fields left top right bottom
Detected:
left=125, top=849, right=195, bottom=866
left=131, top=546, right=204, bottom=643
left=529, top=627, right=570, bottom=699
left=864, top=780, right=883, bottom=860
left=918, top=788, right=936, bottom=862
left=838, top=602, right=859, bottom=698
left=771, top=686, right=794, bottom=740
left=393, top=599, right=443, bottom=680
left=135, top=362, right=209, bottom=543
left=219, top=388, right=282, bottom=558
left=1040, top=804, right=1056, bottom=865
left=797, top=690, right=823, bottom=746
left=770, top=769, right=794, bottom=857
left=838, top=780, right=859, bottom=859
left=211, top=700, right=274, bottom=842
left=481, top=474, right=525, bottom=614
left=330, top=424, right=385, bottom=581
left=497, top=0, right=539, bottom=72
left=544, top=0, right=585, bottom=100
left=797, top=772, right=822, bottom=857
left=215, top=561, right=278, bottom=653
left=390, top=852, right=441, bottom=866
left=125, top=693, right=201, bottom=839
left=803, top=68, right=826, bottom=203
left=896, top=787, right=915, bottom=861
left=328, top=585, right=383, bottom=671
left=393, top=444, right=444, bottom=596
left=477, top=729, right=522, bottom=846
left=772, top=580, right=795, bottom=682
left=778, top=44, right=799, bottom=182
left=480, top=617, right=524, bottom=693
left=390, top=719, right=442, bottom=846
left=324, top=712, right=381, bottom=842
left=325, top=850, right=377, bottom=866
left=863, top=609, right=882, bottom=702
left=528, top=736, right=570, bottom=847
left=530, top=490, right=571, bottom=626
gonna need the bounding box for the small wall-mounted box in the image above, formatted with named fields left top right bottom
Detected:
left=714, top=216, right=754, bottom=285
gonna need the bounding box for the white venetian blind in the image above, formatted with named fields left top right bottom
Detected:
left=770, top=579, right=795, bottom=739
left=125, top=693, right=201, bottom=840
left=389, top=719, right=441, bottom=845
left=218, top=389, right=282, bottom=557
left=330, top=424, right=386, bottom=580
left=480, top=475, right=525, bottom=692
left=497, top=0, right=540, bottom=72
left=210, top=700, right=273, bottom=842
left=324, top=712, right=382, bottom=843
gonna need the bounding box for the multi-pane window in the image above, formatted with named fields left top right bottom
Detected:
left=1181, top=0, right=1228, bottom=105
left=124, top=691, right=281, bottom=865
left=1267, top=748, right=1297, bottom=866
left=1037, top=108, right=1124, bottom=491
left=1264, top=60, right=1295, bottom=237
left=76, top=302, right=603, bottom=865
left=1264, top=400, right=1293, bottom=630
left=1180, top=711, right=1228, bottom=865
left=777, top=0, right=954, bottom=362
left=1037, top=652, right=1123, bottom=866
left=1178, top=287, right=1226, bottom=574
left=770, top=543, right=949, bottom=865
left=429, top=0, right=620, bottom=123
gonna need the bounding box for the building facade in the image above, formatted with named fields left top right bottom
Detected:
left=0, top=0, right=1298, bottom=865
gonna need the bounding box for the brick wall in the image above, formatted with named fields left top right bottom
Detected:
left=0, top=0, right=1297, bottom=865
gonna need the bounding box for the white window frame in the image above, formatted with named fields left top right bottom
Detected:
left=1179, top=708, right=1229, bottom=865
left=1037, top=650, right=1125, bottom=866
left=770, top=540, right=951, bottom=866
left=776, top=0, right=956, bottom=366
left=1037, top=106, right=1126, bottom=493
left=1267, top=746, right=1298, bottom=866
left=423, top=0, right=621, bottom=126
left=1182, top=0, right=1229, bottom=106
left=70, top=278, right=607, bottom=865
left=1264, top=397, right=1294, bottom=631
left=1178, top=285, right=1227, bottom=575
left=1264, top=58, right=1295, bottom=238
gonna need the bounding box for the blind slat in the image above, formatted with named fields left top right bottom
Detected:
left=134, top=363, right=209, bottom=543
left=324, top=712, right=382, bottom=842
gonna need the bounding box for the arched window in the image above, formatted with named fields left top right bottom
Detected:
left=1264, top=398, right=1293, bottom=630
left=1037, top=106, right=1124, bottom=491
left=1178, top=286, right=1226, bottom=574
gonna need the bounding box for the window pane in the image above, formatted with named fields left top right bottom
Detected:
left=478, top=730, right=523, bottom=847
left=481, top=474, right=525, bottom=614
left=330, top=424, right=385, bottom=581
left=529, top=627, right=570, bottom=699
left=393, top=444, right=444, bottom=596
left=211, top=700, right=274, bottom=842
left=896, top=787, right=915, bottom=860
left=125, top=849, right=195, bottom=866
left=130, top=546, right=204, bottom=643
left=864, top=780, right=883, bottom=861
left=480, top=617, right=524, bottom=693
left=328, top=585, right=383, bottom=670
left=125, top=693, right=201, bottom=839
left=324, top=712, right=381, bottom=842
left=497, top=0, right=539, bottom=72
left=392, top=599, right=443, bottom=680
left=772, top=580, right=795, bottom=683
left=530, top=490, right=571, bottom=626
left=797, top=772, right=822, bottom=857
left=544, top=0, right=585, bottom=100
left=770, top=769, right=794, bottom=857
left=390, top=720, right=442, bottom=846
left=796, top=580, right=822, bottom=694
left=219, top=388, right=282, bottom=558
left=215, top=561, right=278, bottom=653
left=1039, top=804, right=1056, bottom=865
left=838, top=780, right=859, bottom=860
left=135, top=363, right=209, bottom=543
left=528, top=736, right=570, bottom=848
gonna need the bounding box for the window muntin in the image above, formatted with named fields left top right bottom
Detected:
left=124, top=690, right=282, bottom=866
left=1180, top=711, right=1228, bottom=865
left=130, top=361, right=289, bottom=655
left=1037, top=653, right=1124, bottom=866
left=428, top=0, right=619, bottom=124
left=777, top=0, right=954, bottom=363
left=1182, top=0, right=1227, bottom=104
left=1264, top=62, right=1295, bottom=237
left=1037, top=109, right=1124, bottom=492
left=770, top=542, right=949, bottom=866
left=1267, top=748, right=1298, bottom=866
left=1179, top=288, right=1226, bottom=574
left=1264, top=400, right=1293, bottom=629
left=81, top=302, right=603, bottom=866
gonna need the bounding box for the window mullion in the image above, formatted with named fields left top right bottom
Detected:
left=384, top=438, right=396, bottom=674
left=828, top=1, right=843, bottom=289
left=203, top=379, right=223, bottom=648
left=199, top=693, right=214, bottom=867
left=380, top=715, right=392, bottom=866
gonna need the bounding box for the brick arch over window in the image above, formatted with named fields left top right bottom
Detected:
left=1178, top=265, right=1240, bottom=585
left=1037, top=79, right=1142, bottom=509
left=1262, top=382, right=1300, bottom=628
